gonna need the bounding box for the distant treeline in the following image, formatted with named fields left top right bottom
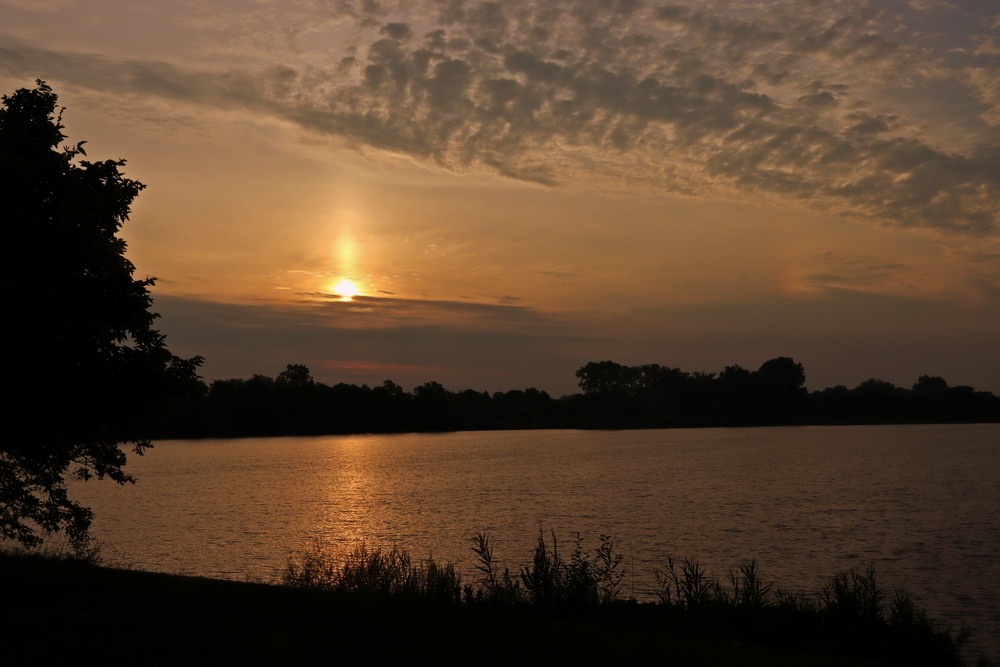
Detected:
left=149, top=357, right=1000, bottom=438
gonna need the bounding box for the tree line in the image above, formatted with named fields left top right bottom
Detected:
left=150, top=357, right=1000, bottom=438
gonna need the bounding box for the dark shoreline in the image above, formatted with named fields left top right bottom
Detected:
left=2, top=552, right=901, bottom=667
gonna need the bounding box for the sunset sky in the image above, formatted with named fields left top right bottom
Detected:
left=3, top=0, right=998, bottom=395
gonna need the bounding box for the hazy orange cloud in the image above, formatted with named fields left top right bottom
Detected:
left=2, top=0, right=998, bottom=393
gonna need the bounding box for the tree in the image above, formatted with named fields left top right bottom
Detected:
left=411, top=381, right=453, bottom=430
left=753, top=356, right=807, bottom=422
left=0, top=81, right=202, bottom=550
left=276, top=363, right=314, bottom=388
left=575, top=361, right=632, bottom=396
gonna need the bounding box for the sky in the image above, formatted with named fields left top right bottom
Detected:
left=2, top=0, right=999, bottom=396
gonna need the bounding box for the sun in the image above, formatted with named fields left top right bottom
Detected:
left=332, top=278, right=359, bottom=301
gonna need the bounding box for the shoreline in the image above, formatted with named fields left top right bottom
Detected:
left=3, top=551, right=905, bottom=667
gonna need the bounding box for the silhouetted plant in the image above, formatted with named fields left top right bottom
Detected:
left=652, top=555, right=719, bottom=611
left=562, top=533, right=599, bottom=608
left=728, top=559, right=772, bottom=610
left=282, top=534, right=976, bottom=666
left=594, top=534, right=626, bottom=604
left=471, top=531, right=522, bottom=605
left=472, top=531, right=498, bottom=591
left=818, top=562, right=884, bottom=652
left=282, top=542, right=462, bottom=603
left=517, top=530, right=610, bottom=609
left=808, top=563, right=972, bottom=665
left=647, top=555, right=975, bottom=664
left=336, top=543, right=414, bottom=595
left=282, top=541, right=340, bottom=590
left=520, top=529, right=562, bottom=607
left=888, top=590, right=972, bottom=666
left=421, top=557, right=464, bottom=603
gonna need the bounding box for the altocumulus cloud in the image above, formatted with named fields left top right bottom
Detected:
left=3, top=0, right=999, bottom=232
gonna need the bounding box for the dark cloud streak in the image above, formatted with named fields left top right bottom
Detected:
left=148, top=287, right=1000, bottom=395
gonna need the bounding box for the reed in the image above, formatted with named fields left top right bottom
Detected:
left=283, top=542, right=463, bottom=603
left=281, top=531, right=980, bottom=666
left=470, top=531, right=522, bottom=605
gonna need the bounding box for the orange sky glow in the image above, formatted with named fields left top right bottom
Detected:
left=2, top=0, right=998, bottom=394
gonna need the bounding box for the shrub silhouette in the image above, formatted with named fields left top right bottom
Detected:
left=282, top=532, right=974, bottom=666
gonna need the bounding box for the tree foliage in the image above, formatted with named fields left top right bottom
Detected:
left=0, top=81, right=201, bottom=549
left=146, top=357, right=1000, bottom=440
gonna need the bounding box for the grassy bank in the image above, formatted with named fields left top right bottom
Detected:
left=1, top=548, right=973, bottom=667
left=279, top=533, right=976, bottom=666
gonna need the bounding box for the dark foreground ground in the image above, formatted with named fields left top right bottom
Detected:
left=1, top=553, right=903, bottom=666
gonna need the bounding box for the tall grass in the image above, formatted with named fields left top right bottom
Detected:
left=283, top=542, right=462, bottom=603
left=469, top=531, right=521, bottom=605
left=650, top=556, right=973, bottom=666
left=282, top=532, right=981, bottom=666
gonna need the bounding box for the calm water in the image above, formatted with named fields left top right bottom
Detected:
left=70, top=425, right=999, bottom=661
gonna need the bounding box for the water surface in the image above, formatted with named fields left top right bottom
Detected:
left=72, top=424, right=999, bottom=660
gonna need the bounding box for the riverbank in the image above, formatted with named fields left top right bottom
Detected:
left=3, top=552, right=899, bottom=666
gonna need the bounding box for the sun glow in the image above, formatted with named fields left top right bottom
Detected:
left=332, top=278, right=360, bottom=301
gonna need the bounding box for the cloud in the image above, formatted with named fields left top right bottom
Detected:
left=149, top=284, right=1000, bottom=395
left=966, top=66, right=1000, bottom=126
left=2, top=0, right=998, bottom=233
left=296, top=291, right=549, bottom=329
left=0, top=0, right=74, bottom=10
left=804, top=251, right=910, bottom=291
left=150, top=293, right=601, bottom=393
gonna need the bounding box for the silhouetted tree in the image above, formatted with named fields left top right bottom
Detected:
left=852, top=379, right=908, bottom=421
left=0, top=81, right=201, bottom=549
left=276, top=363, right=314, bottom=388
left=412, top=381, right=453, bottom=430
left=633, top=364, right=693, bottom=425
left=453, top=388, right=492, bottom=428
left=753, top=357, right=807, bottom=422
left=912, top=375, right=949, bottom=400
left=807, top=385, right=857, bottom=423
left=278, top=365, right=334, bottom=435
left=576, top=361, right=632, bottom=396
left=491, top=388, right=555, bottom=427
left=369, top=380, right=409, bottom=432
left=575, top=361, right=639, bottom=425
left=717, top=364, right=755, bottom=423
left=151, top=355, right=1000, bottom=437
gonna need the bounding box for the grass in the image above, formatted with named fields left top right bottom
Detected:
left=280, top=531, right=983, bottom=667
left=2, top=531, right=986, bottom=666
left=282, top=541, right=463, bottom=603
left=3, top=549, right=902, bottom=667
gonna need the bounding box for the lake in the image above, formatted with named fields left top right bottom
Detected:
left=69, top=424, right=999, bottom=661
